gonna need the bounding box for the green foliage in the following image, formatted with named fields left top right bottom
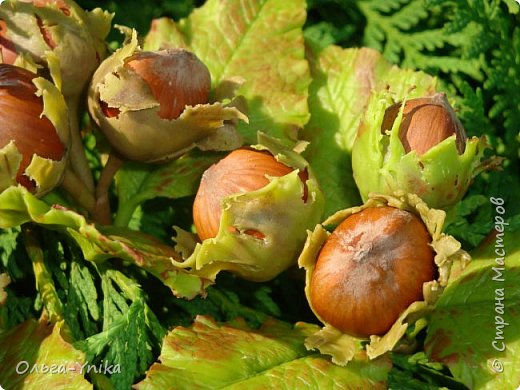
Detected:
left=76, top=0, right=203, bottom=39
left=389, top=352, right=470, bottom=390
left=1, top=0, right=519, bottom=388
left=0, top=227, right=31, bottom=280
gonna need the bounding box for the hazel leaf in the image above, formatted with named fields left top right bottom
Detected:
left=134, top=315, right=391, bottom=389
left=0, top=186, right=210, bottom=299
left=114, top=151, right=221, bottom=227
left=0, top=319, right=91, bottom=389
left=424, top=230, right=520, bottom=389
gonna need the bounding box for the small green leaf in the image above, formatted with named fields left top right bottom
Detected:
left=76, top=297, right=162, bottom=390
left=0, top=273, right=9, bottom=306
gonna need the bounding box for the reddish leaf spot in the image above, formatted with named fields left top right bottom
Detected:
left=425, top=328, right=459, bottom=365
left=36, top=16, right=57, bottom=49
left=32, top=0, right=71, bottom=16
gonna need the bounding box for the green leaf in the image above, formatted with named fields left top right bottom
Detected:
left=114, top=152, right=219, bottom=227
left=0, top=320, right=91, bottom=389
left=135, top=316, right=391, bottom=389
left=302, top=44, right=436, bottom=216
left=144, top=0, right=311, bottom=143
left=425, top=230, right=520, bottom=389
left=389, top=352, right=468, bottom=389
left=0, top=186, right=210, bottom=299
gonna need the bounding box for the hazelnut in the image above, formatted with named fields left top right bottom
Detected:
left=193, top=148, right=294, bottom=241
left=0, top=64, right=66, bottom=192
left=124, top=49, right=211, bottom=120
left=309, top=206, right=435, bottom=337
left=87, top=34, right=238, bottom=164
left=381, top=93, right=467, bottom=155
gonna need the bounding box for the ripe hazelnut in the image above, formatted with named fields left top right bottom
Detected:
left=0, top=64, right=66, bottom=192
left=193, top=148, right=294, bottom=241
left=381, top=93, right=467, bottom=155
left=124, top=49, right=211, bottom=120
left=309, top=206, right=435, bottom=337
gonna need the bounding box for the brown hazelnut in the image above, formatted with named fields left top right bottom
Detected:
left=381, top=93, right=467, bottom=155
left=309, top=206, right=435, bottom=337
left=193, top=148, right=293, bottom=241
left=124, top=49, right=211, bottom=120
left=0, top=64, right=66, bottom=191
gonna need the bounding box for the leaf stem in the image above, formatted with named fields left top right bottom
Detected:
left=67, top=96, right=95, bottom=193
left=22, top=225, right=65, bottom=323
left=61, top=166, right=96, bottom=215
left=113, top=197, right=141, bottom=228
left=92, top=152, right=124, bottom=225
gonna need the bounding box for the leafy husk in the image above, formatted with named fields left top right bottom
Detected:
left=88, top=29, right=247, bottom=163
left=352, top=89, right=500, bottom=210
left=0, top=76, right=70, bottom=196
left=0, top=0, right=112, bottom=97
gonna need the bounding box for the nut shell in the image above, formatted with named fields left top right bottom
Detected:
left=124, top=49, right=211, bottom=120
left=193, top=148, right=293, bottom=241
left=381, top=93, right=467, bottom=155
left=310, top=205, right=435, bottom=337
left=0, top=64, right=65, bottom=191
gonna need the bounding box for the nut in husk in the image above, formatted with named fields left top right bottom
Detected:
left=381, top=93, right=467, bottom=156
left=88, top=29, right=247, bottom=163
left=310, top=205, right=436, bottom=338
left=0, top=0, right=113, bottom=98
left=193, top=147, right=296, bottom=241
left=298, top=192, right=470, bottom=365
left=173, top=133, right=324, bottom=283
left=352, top=90, right=501, bottom=210
left=0, top=63, right=70, bottom=196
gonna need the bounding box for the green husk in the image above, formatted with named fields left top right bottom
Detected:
left=352, top=90, right=499, bottom=210
left=173, top=133, right=325, bottom=282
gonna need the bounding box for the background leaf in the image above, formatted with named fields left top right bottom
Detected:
left=114, top=151, right=219, bottom=227
left=0, top=320, right=91, bottom=389
left=0, top=187, right=209, bottom=299
left=135, top=315, right=391, bottom=389
left=425, top=230, right=520, bottom=389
